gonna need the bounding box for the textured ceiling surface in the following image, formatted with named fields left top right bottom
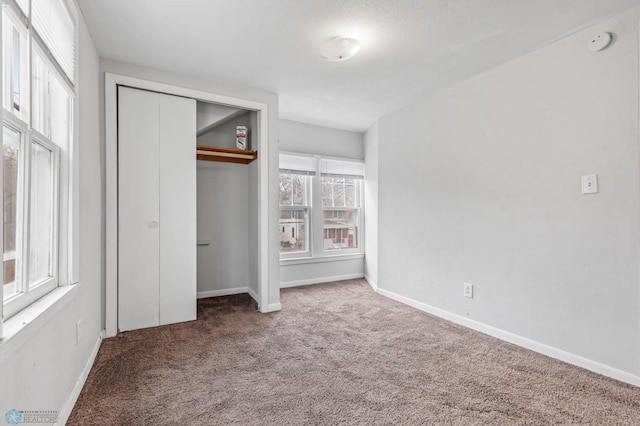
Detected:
left=78, top=0, right=640, bottom=132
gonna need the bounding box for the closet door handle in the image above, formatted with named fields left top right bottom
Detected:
left=149, top=221, right=158, bottom=228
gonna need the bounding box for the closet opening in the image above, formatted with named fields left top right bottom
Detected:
left=195, top=102, right=261, bottom=303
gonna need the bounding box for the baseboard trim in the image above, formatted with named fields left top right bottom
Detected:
left=57, top=330, right=104, bottom=425
left=364, top=274, right=377, bottom=291
left=267, top=303, right=282, bottom=312
left=376, top=287, right=640, bottom=387
left=197, top=287, right=249, bottom=299
left=247, top=287, right=259, bottom=304
left=280, top=273, right=364, bottom=289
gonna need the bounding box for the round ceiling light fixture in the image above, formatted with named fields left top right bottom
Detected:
left=320, top=36, right=361, bottom=62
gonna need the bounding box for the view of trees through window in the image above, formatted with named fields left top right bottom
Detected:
left=322, top=176, right=356, bottom=208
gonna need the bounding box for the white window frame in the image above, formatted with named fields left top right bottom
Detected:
left=3, top=123, right=60, bottom=319
left=279, top=172, right=311, bottom=259
left=1, top=0, right=76, bottom=323
left=279, top=152, right=364, bottom=261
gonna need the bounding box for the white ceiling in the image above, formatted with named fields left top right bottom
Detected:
left=77, top=0, right=640, bottom=132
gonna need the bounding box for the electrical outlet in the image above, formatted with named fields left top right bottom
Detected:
left=463, top=283, right=473, bottom=298
left=76, top=319, right=82, bottom=345
left=581, top=174, right=598, bottom=194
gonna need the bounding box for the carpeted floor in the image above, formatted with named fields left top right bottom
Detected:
left=69, top=279, right=640, bottom=425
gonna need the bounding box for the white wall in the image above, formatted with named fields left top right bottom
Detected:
left=0, top=14, right=103, bottom=420
left=280, top=119, right=363, bottom=159
left=364, top=122, right=379, bottom=287
left=99, top=59, right=281, bottom=310
left=278, top=119, right=366, bottom=287
left=376, top=6, right=640, bottom=379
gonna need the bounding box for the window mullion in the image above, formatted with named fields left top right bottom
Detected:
left=19, top=129, right=31, bottom=292
left=46, top=75, right=50, bottom=137
left=49, top=143, right=60, bottom=283
left=311, top=169, right=322, bottom=257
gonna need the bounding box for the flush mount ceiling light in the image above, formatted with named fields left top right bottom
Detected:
left=320, top=36, right=361, bottom=62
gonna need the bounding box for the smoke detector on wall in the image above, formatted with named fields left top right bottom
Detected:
left=588, top=32, right=613, bottom=52
left=320, top=36, right=361, bottom=62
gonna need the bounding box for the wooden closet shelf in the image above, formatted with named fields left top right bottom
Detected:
left=196, top=145, right=258, bottom=164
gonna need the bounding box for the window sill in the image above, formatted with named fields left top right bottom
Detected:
left=0, top=284, right=79, bottom=365
left=280, top=252, right=364, bottom=266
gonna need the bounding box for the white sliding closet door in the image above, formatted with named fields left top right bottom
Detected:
left=158, top=94, right=197, bottom=326
left=118, top=86, right=197, bottom=332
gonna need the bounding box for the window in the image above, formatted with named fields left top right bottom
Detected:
left=1, top=0, right=75, bottom=321
left=320, top=158, right=363, bottom=254
left=322, top=176, right=360, bottom=251
left=279, top=153, right=364, bottom=259
left=279, top=173, right=310, bottom=254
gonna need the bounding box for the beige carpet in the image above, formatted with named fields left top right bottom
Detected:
left=69, top=279, right=640, bottom=425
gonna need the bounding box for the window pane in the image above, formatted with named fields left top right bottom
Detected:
left=3, top=126, right=21, bottom=299
left=29, top=141, right=53, bottom=286
left=2, top=7, right=29, bottom=121
left=279, top=209, right=307, bottom=253
left=49, top=69, right=70, bottom=147
left=323, top=210, right=357, bottom=251
left=32, top=51, right=71, bottom=148
left=322, top=177, right=357, bottom=208
left=32, top=53, right=48, bottom=136
left=322, top=177, right=332, bottom=207
left=279, top=173, right=307, bottom=206
left=279, top=174, right=292, bottom=205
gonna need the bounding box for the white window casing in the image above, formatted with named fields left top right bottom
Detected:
left=279, top=152, right=364, bottom=261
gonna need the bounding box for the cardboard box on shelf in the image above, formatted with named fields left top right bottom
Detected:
left=236, top=126, right=248, bottom=150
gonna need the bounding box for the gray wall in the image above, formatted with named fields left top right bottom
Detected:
left=364, top=122, right=379, bottom=286
left=0, top=16, right=103, bottom=419
left=279, top=119, right=363, bottom=159
left=376, top=6, right=640, bottom=377
left=197, top=161, right=249, bottom=295
left=278, top=119, right=366, bottom=286
left=198, top=111, right=254, bottom=150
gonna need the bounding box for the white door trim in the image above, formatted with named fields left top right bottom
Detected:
left=105, top=73, right=271, bottom=337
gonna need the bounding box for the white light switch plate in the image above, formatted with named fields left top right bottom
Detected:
left=581, top=174, right=598, bottom=194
